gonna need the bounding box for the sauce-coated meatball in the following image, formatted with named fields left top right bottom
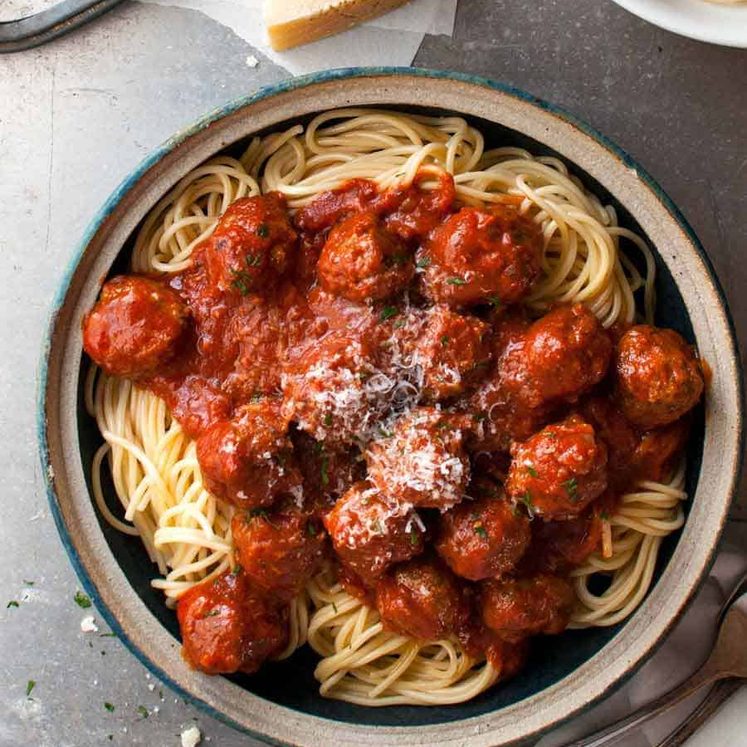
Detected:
left=506, top=414, right=608, bottom=520
left=176, top=570, right=288, bottom=675
left=633, top=418, right=690, bottom=484
left=526, top=509, right=604, bottom=573
left=468, top=314, right=550, bottom=452
left=281, top=335, right=382, bottom=445
left=375, top=557, right=464, bottom=641
left=317, top=211, right=414, bottom=302
left=203, top=194, right=297, bottom=295
left=480, top=574, right=574, bottom=642
left=366, top=408, right=471, bottom=511
left=436, top=482, right=530, bottom=581
left=196, top=399, right=300, bottom=508
left=231, top=503, right=326, bottom=602
left=83, top=275, right=188, bottom=378
left=323, top=481, right=425, bottom=584
left=413, top=306, right=492, bottom=401
left=504, top=304, right=612, bottom=409
left=418, top=206, right=541, bottom=307
left=484, top=637, right=529, bottom=681
left=614, top=325, right=704, bottom=429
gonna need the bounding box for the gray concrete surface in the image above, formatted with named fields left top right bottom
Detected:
left=0, top=1, right=745, bottom=745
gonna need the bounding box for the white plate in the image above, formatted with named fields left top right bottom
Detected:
left=611, top=0, right=747, bottom=47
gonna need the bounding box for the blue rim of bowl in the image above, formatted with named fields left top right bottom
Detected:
left=36, top=66, right=745, bottom=745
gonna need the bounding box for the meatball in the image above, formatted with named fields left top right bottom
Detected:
left=418, top=206, right=541, bottom=308
left=196, top=399, right=300, bottom=508
left=231, top=503, right=326, bottom=602
left=366, top=408, right=471, bottom=511
left=176, top=570, right=288, bottom=675
left=632, top=417, right=690, bottom=484
left=413, top=306, right=492, bottom=401
left=375, top=557, right=465, bottom=641
left=281, top=335, right=381, bottom=446
left=468, top=314, right=550, bottom=452
left=480, top=574, right=574, bottom=642
left=292, top=431, right=365, bottom=512
left=614, top=325, right=704, bottom=429
left=317, top=212, right=414, bottom=302
left=579, top=395, right=640, bottom=492
left=504, top=304, right=612, bottom=409
left=202, top=193, right=297, bottom=295
left=83, top=275, right=188, bottom=378
left=506, top=414, right=608, bottom=520
left=323, top=481, right=425, bottom=584
left=436, top=483, right=530, bottom=581
left=526, top=509, right=604, bottom=573
left=484, top=637, right=529, bottom=681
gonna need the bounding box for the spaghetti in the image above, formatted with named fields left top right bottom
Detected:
left=85, top=109, right=691, bottom=706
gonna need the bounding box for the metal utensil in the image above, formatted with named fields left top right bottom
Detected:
left=567, top=573, right=747, bottom=747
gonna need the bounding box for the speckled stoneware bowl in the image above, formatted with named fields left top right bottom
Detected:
left=39, top=68, right=743, bottom=747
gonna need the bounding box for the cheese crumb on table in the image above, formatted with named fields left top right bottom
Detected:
left=80, top=615, right=98, bottom=633
left=181, top=725, right=202, bottom=747
left=264, top=0, right=412, bottom=51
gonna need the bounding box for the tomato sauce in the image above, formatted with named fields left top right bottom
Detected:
left=82, top=170, right=705, bottom=683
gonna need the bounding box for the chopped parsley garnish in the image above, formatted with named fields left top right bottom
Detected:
left=323, top=413, right=333, bottom=427
left=545, top=430, right=557, bottom=439
left=231, top=564, right=242, bottom=576
left=22, top=580, right=35, bottom=586
left=230, top=268, right=253, bottom=296
left=386, top=253, right=408, bottom=267
left=372, top=519, right=384, bottom=535
left=250, top=392, right=263, bottom=403
left=522, top=491, right=534, bottom=513
left=416, top=256, right=431, bottom=269
left=600, top=510, right=610, bottom=521
left=256, top=223, right=270, bottom=238
left=137, top=705, right=149, bottom=719
left=6, top=600, right=19, bottom=608
left=26, top=680, right=35, bottom=697
left=99, top=632, right=117, bottom=638
left=472, top=412, right=487, bottom=422
left=379, top=306, right=398, bottom=322
left=440, top=335, right=450, bottom=346
left=320, top=455, right=330, bottom=487
left=446, top=276, right=467, bottom=286
left=331, top=602, right=338, bottom=614
left=474, top=524, right=488, bottom=539
left=104, top=702, right=115, bottom=713
left=248, top=508, right=276, bottom=527
left=409, top=531, right=420, bottom=546
left=306, top=522, right=318, bottom=537
left=74, top=591, right=92, bottom=609
left=486, top=295, right=501, bottom=308
left=204, top=608, right=221, bottom=618
left=526, top=464, right=538, bottom=477
left=563, top=478, right=579, bottom=501
left=244, top=253, right=262, bottom=267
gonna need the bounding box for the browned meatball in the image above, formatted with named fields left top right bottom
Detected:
left=281, top=334, right=381, bottom=445
left=632, top=417, right=690, bottom=484
left=375, top=557, right=465, bottom=641
left=231, top=503, right=326, bottom=602
left=468, top=314, right=551, bottom=452
left=413, top=305, right=492, bottom=401
left=366, top=407, right=471, bottom=511
left=323, top=481, right=425, bottom=584
left=317, top=211, right=414, bottom=302
left=506, top=414, right=608, bottom=520
left=418, top=206, right=541, bottom=307
left=480, top=574, right=575, bottom=642
left=203, top=193, right=297, bottom=295
left=614, top=325, right=704, bottom=429
left=196, top=399, right=300, bottom=508
left=504, top=304, right=612, bottom=409
left=436, top=482, right=530, bottom=581
left=291, top=431, right=365, bottom=512
left=83, top=275, right=188, bottom=378
left=176, top=570, right=288, bottom=675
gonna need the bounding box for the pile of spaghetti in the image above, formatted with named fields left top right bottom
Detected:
left=83, top=109, right=702, bottom=706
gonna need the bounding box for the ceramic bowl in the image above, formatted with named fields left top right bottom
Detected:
left=38, top=68, right=743, bottom=747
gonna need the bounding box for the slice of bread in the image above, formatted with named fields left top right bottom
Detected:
left=264, top=0, right=411, bottom=51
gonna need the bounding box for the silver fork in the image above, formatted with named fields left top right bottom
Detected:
left=566, top=573, right=747, bottom=747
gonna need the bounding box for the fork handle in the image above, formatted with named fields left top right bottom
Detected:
left=565, top=662, right=722, bottom=747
